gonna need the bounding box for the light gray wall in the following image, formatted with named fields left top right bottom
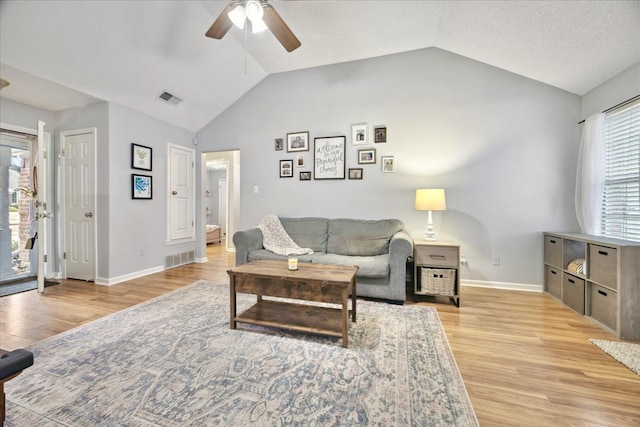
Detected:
left=197, top=47, right=582, bottom=287
left=107, top=103, right=195, bottom=279
left=581, top=62, right=640, bottom=118
left=206, top=169, right=226, bottom=225
left=0, top=98, right=54, bottom=133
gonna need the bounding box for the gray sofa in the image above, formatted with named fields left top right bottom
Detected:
left=233, top=217, right=413, bottom=303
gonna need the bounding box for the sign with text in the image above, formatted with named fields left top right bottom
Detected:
left=314, top=136, right=345, bottom=180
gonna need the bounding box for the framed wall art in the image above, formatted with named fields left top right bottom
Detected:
left=131, top=143, right=152, bottom=171
left=357, top=148, right=376, bottom=164
left=132, top=174, right=152, bottom=199
left=374, top=126, right=387, bottom=143
left=287, top=131, right=309, bottom=152
left=300, top=171, right=312, bottom=181
left=274, top=138, right=284, bottom=151
left=348, top=168, right=363, bottom=180
left=280, top=159, right=294, bottom=178
left=314, top=136, right=346, bottom=180
left=381, top=155, right=394, bottom=172
left=296, top=154, right=306, bottom=168
left=351, top=123, right=368, bottom=145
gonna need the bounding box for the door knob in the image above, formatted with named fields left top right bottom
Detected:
left=85, top=212, right=93, bottom=218
left=172, top=191, right=178, bottom=195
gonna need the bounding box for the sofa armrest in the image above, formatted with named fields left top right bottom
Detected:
left=387, top=230, right=414, bottom=302
left=232, top=228, right=264, bottom=266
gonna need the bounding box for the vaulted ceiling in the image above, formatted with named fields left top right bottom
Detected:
left=1, top=1, right=638, bottom=132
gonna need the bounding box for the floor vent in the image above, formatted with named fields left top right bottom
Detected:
left=158, top=91, right=182, bottom=106
left=165, top=250, right=195, bottom=269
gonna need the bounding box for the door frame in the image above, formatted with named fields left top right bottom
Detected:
left=0, top=122, right=53, bottom=289
left=60, top=128, right=97, bottom=280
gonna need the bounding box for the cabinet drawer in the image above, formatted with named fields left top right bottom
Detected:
left=545, top=265, right=562, bottom=299
left=589, top=244, right=617, bottom=290
left=544, top=235, right=562, bottom=268
left=562, top=273, right=585, bottom=315
left=589, top=283, right=617, bottom=331
left=414, top=246, right=458, bottom=268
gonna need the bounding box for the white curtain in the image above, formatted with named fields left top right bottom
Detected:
left=575, top=113, right=605, bottom=235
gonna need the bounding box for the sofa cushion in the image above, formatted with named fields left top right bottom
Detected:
left=327, top=219, right=404, bottom=256
left=313, top=253, right=389, bottom=278
left=280, top=217, right=329, bottom=252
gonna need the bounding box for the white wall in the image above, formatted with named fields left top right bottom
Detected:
left=0, top=98, right=54, bottom=133
left=581, top=62, right=640, bottom=118
left=107, top=103, right=195, bottom=280
left=197, top=47, right=582, bottom=287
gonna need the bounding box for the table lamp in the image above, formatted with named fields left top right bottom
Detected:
left=415, top=189, right=446, bottom=240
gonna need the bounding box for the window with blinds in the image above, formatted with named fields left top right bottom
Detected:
left=601, top=100, right=640, bottom=242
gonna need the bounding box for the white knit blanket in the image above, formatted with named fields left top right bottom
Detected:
left=257, top=215, right=313, bottom=256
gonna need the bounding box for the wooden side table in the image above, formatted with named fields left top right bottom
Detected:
left=413, top=240, right=461, bottom=306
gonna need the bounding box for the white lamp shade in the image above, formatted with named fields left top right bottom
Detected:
left=228, top=5, right=246, bottom=29
left=415, top=189, right=446, bottom=211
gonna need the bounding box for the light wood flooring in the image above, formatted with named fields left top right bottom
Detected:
left=1, top=244, right=638, bottom=426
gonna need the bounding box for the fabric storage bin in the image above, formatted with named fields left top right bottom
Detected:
left=588, top=244, right=617, bottom=290
left=562, top=273, right=585, bottom=315
left=544, top=235, right=562, bottom=268
left=419, top=268, right=456, bottom=296
left=545, top=265, right=562, bottom=299
left=589, top=283, right=617, bottom=331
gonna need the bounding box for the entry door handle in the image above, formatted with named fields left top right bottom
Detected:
left=85, top=212, right=93, bottom=218
left=172, top=191, right=178, bottom=195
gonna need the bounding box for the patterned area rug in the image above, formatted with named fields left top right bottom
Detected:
left=5, top=281, right=478, bottom=426
left=590, top=338, right=640, bottom=376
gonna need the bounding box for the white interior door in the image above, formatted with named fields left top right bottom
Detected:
left=168, top=143, right=195, bottom=241
left=62, top=129, right=96, bottom=281
left=35, top=121, right=47, bottom=292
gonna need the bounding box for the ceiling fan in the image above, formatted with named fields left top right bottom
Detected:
left=206, top=0, right=301, bottom=52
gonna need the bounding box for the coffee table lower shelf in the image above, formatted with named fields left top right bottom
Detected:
left=235, top=299, right=346, bottom=341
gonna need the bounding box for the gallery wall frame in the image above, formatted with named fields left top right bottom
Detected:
left=280, top=159, right=294, bottom=178
left=314, top=136, right=346, bottom=180
left=132, top=143, right=152, bottom=171
left=287, top=131, right=309, bottom=152
left=374, top=126, right=387, bottom=143
left=357, top=148, right=376, bottom=164
left=300, top=171, right=312, bottom=181
left=381, top=155, right=394, bottom=172
left=132, top=174, right=152, bottom=199
left=348, top=168, right=363, bottom=180
left=275, top=138, right=284, bottom=151
left=351, top=123, right=368, bottom=145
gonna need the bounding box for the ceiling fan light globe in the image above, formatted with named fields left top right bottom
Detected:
left=228, top=5, right=246, bottom=29
left=244, top=1, right=263, bottom=20
left=250, top=17, right=268, bottom=33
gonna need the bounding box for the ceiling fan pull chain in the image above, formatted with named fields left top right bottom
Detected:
left=244, top=23, right=248, bottom=74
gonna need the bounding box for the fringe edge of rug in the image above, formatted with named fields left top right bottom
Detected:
left=589, top=338, right=640, bottom=376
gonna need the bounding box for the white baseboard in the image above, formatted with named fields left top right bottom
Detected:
left=95, top=265, right=164, bottom=286
left=461, top=279, right=542, bottom=293
left=195, top=257, right=208, bottom=263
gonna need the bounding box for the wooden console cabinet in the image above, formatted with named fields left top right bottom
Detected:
left=543, top=232, right=640, bottom=341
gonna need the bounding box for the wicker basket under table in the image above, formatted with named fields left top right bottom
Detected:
left=419, top=268, right=456, bottom=296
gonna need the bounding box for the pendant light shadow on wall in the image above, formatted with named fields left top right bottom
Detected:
left=415, top=189, right=447, bottom=241
left=205, top=0, right=301, bottom=52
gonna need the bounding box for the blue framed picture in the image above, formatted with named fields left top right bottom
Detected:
left=132, top=174, right=152, bottom=199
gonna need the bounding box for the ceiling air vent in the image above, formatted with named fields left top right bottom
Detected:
left=158, top=91, right=182, bottom=107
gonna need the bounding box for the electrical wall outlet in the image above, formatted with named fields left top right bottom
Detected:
left=253, top=186, right=259, bottom=194
left=460, top=254, right=468, bottom=265
left=492, top=255, right=500, bottom=266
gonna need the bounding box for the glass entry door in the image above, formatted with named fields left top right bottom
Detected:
left=0, top=130, right=37, bottom=282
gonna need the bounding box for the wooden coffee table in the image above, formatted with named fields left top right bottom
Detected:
left=227, top=260, right=358, bottom=347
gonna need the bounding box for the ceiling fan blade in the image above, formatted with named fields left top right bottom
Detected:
left=205, top=1, right=235, bottom=39
left=263, top=4, right=301, bottom=52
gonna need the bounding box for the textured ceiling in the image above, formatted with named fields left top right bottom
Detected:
left=1, top=0, right=638, bottom=132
